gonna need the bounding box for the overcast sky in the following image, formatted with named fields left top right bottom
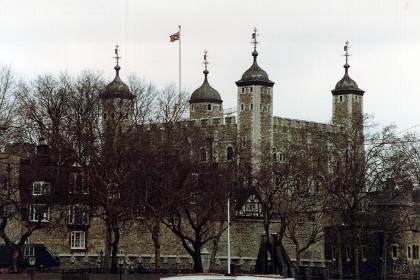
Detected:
left=0, top=0, right=419, bottom=134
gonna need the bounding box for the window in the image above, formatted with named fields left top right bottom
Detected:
left=108, top=183, right=120, bottom=199
left=29, top=204, right=50, bottom=222
left=69, top=205, right=90, bottom=225
left=412, top=245, right=419, bottom=259
left=346, top=246, right=351, bottom=261
left=239, top=195, right=262, bottom=217
left=200, top=148, right=207, bottom=162
left=207, top=104, right=211, bottom=111
left=103, top=113, right=107, bottom=120
left=242, top=87, right=245, bottom=93
left=23, top=245, right=35, bottom=257
left=32, top=181, right=50, bottom=196
left=408, top=245, right=411, bottom=259
left=250, top=87, right=253, bottom=93
left=69, top=173, right=88, bottom=194
left=132, top=204, right=145, bottom=219
left=70, top=231, right=86, bottom=249
left=361, top=246, right=367, bottom=261
left=279, top=153, right=285, bottom=162
left=391, top=244, right=398, bottom=260
left=241, top=104, right=244, bottom=111
left=314, top=176, right=323, bottom=193
left=191, top=105, right=194, bottom=112
left=226, top=146, right=234, bottom=161
left=250, top=103, right=253, bottom=110
left=340, top=96, right=343, bottom=102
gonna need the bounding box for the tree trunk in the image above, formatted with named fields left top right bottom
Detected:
left=294, top=242, right=301, bottom=280
left=193, top=246, right=203, bottom=273
left=110, top=225, right=120, bottom=273
left=105, top=224, right=112, bottom=272
left=11, top=245, right=24, bottom=272
left=353, top=246, right=360, bottom=280
left=152, top=221, right=161, bottom=273
left=336, top=230, right=343, bottom=280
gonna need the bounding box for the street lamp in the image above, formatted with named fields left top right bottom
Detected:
left=118, top=256, right=125, bottom=280
left=29, top=257, right=36, bottom=280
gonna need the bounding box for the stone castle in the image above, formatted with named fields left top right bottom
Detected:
left=1, top=31, right=419, bottom=279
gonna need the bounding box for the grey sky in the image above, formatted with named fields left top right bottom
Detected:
left=0, top=0, right=419, bottom=134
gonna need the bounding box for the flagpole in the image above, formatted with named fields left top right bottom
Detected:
left=178, top=25, right=181, bottom=96
left=227, top=197, right=231, bottom=275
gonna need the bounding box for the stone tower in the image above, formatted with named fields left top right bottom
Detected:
left=331, top=41, right=364, bottom=130
left=235, top=29, right=275, bottom=174
left=99, top=45, right=134, bottom=144
left=189, top=50, right=223, bottom=121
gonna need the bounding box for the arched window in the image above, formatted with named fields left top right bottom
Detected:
left=226, top=146, right=234, bottom=161
left=207, top=104, right=212, bottom=111
left=314, top=176, right=324, bottom=194
left=200, top=148, right=207, bottom=162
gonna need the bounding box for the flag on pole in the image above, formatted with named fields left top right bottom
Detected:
left=170, top=32, right=180, bottom=42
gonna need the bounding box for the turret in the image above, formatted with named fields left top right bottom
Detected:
left=189, top=50, right=223, bottom=120
left=331, top=41, right=364, bottom=130
left=235, top=28, right=275, bottom=173
left=99, top=45, right=134, bottom=139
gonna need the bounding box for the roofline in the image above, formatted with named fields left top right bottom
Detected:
left=331, top=88, right=365, bottom=96
left=99, top=92, right=135, bottom=100
left=189, top=99, right=223, bottom=104
left=235, top=80, right=275, bottom=87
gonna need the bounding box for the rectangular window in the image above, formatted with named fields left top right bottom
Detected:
left=346, top=246, right=351, bottom=261
left=29, top=204, right=50, bottom=222
left=32, top=181, right=50, bottom=196
left=412, top=245, right=419, bottom=260
left=70, top=231, right=86, bottom=249
left=23, top=245, right=35, bottom=257
left=408, top=245, right=411, bottom=259
left=69, top=173, right=88, bottom=194
left=361, top=246, right=367, bottom=261
left=391, top=244, right=398, bottom=260
left=69, top=205, right=90, bottom=225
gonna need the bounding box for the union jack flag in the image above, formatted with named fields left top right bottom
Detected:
left=170, top=32, right=180, bottom=42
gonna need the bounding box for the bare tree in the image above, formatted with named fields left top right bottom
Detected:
left=128, top=74, right=158, bottom=125
left=0, top=65, right=18, bottom=150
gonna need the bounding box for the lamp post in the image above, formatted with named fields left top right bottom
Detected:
left=97, top=250, right=103, bottom=273
left=118, top=256, right=125, bottom=280
left=29, top=257, right=36, bottom=280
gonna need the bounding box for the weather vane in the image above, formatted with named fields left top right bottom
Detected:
left=252, top=27, right=259, bottom=50
left=114, top=44, right=121, bottom=66
left=344, top=40, right=350, bottom=64
left=203, top=50, right=209, bottom=70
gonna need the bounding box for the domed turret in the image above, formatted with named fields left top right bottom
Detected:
left=236, top=30, right=274, bottom=87
left=331, top=41, right=364, bottom=128
left=189, top=50, right=223, bottom=120
left=190, top=69, right=222, bottom=104
left=100, top=45, right=134, bottom=137
left=100, top=63, right=133, bottom=100
left=236, top=28, right=274, bottom=173
left=332, top=63, right=364, bottom=94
